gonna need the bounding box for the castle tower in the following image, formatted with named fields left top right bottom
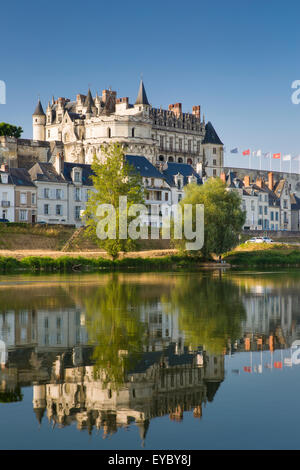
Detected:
left=32, top=99, right=46, bottom=140
left=135, top=79, right=150, bottom=111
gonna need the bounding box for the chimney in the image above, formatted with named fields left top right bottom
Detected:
left=256, top=177, right=263, bottom=188
left=55, top=152, right=64, bottom=175
left=220, top=172, right=226, bottom=183
left=192, top=105, right=201, bottom=119
left=169, top=103, right=182, bottom=118
left=244, top=175, right=250, bottom=187
left=268, top=172, right=274, bottom=191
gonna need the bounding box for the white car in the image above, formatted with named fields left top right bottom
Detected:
left=246, top=237, right=273, bottom=244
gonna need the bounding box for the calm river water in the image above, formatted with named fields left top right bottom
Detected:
left=0, top=269, right=299, bottom=450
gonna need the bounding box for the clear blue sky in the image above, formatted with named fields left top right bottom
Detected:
left=1, top=0, right=300, bottom=172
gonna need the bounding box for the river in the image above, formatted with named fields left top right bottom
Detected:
left=0, top=269, right=299, bottom=450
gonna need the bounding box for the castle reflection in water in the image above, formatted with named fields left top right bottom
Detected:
left=0, top=273, right=299, bottom=444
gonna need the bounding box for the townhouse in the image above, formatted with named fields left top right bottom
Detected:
left=0, top=165, right=14, bottom=221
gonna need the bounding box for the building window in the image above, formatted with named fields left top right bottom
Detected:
left=213, top=147, right=217, bottom=154
left=259, top=206, right=262, bottom=215
left=131, top=128, right=135, bottom=137
left=44, top=188, right=50, bottom=199
left=264, top=206, right=268, bottom=215
left=31, top=193, right=36, bottom=205
left=179, top=138, right=182, bottom=151
left=107, top=127, right=111, bottom=138
left=75, top=187, right=81, bottom=201
left=168, top=156, right=174, bottom=162
left=271, top=211, right=274, bottom=221
left=159, top=135, right=164, bottom=148
left=48, top=130, right=50, bottom=138
left=158, top=155, right=164, bottom=162
left=165, top=192, right=169, bottom=201
left=75, top=206, right=81, bottom=220
left=197, top=141, right=200, bottom=153
left=44, top=204, right=49, bottom=215
left=20, top=210, right=27, bottom=222
left=213, top=169, right=217, bottom=176
left=188, top=140, right=192, bottom=152
left=178, top=157, right=183, bottom=163
left=275, top=212, right=279, bottom=221
left=74, top=172, right=80, bottom=183
left=20, top=193, right=27, bottom=204
left=56, top=189, right=62, bottom=199
left=169, top=137, right=173, bottom=150
left=56, top=205, right=62, bottom=215
left=213, top=159, right=217, bottom=166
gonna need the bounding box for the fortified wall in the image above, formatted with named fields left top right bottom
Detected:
left=0, top=136, right=63, bottom=168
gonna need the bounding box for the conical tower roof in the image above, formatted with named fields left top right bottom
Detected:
left=33, top=99, right=45, bottom=116
left=135, top=80, right=149, bottom=106
left=84, top=88, right=95, bottom=108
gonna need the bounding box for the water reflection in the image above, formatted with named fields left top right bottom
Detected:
left=0, top=271, right=299, bottom=446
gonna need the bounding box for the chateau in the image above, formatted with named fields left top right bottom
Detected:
left=32, top=80, right=224, bottom=177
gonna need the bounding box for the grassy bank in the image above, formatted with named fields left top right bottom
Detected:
left=224, top=242, right=300, bottom=267
left=0, top=254, right=208, bottom=274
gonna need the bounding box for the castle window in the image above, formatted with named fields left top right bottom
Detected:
left=188, top=140, right=192, bottom=152
left=169, top=137, right=173, bottom=150
left=107, top=127, right=111, bottom=138
left=178, top=157, right=183, bottom=163
left=131, top=128, right=135, bottom=137
left=178, top=138, right=182, bottom=151
left=168, top=156, right=174, bottom=162
left=159, top=155, right=164, bottom=162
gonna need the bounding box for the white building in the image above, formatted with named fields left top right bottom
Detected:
left=0, top=166, right=15, bottom=221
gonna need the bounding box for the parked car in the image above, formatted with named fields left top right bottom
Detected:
left=246, top=237, right=273, bottom=244
left=0, top=218, right=9, bottom=223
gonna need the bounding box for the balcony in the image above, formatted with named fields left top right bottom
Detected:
left=1, top=201, right=10, bottom=208
left=158, top=145, right=200, bottom=156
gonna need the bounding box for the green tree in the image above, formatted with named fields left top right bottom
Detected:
left=0, top=122, right=23, bottom=138
left=174, top=178, right=245, bottom=258
left=84, top=143, right=145, bottom=259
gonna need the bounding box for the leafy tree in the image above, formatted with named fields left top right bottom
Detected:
left=173, top=178, right=245, bottom=258
left=84, top=143, right=145, bottom=259
left=0, top=122, right=23, bottom=138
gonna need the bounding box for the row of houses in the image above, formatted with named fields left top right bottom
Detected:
left=222, top=171, right=300, bottom=231
left=0, top=153, right=202, bottom=227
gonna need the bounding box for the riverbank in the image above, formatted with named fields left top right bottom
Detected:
left=0, top=253, right=229, bottom=273
left=223, top=242, right=300, bottom=267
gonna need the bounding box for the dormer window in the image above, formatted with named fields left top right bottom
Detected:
left=1, top=174, right=8, bottom=184
left=74, top=171, right=80, bottom=182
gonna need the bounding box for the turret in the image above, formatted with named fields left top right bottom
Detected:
left=32, top=99, right=46, bottom=140
left=135, top=79, right=150, bottom=111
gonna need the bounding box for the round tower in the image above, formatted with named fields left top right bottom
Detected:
left=32, top=99, right=46, bottom=140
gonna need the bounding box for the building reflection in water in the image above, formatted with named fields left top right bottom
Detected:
left=0, top=273, right=299, bottom=445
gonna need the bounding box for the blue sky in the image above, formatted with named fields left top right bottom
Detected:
left=1, top=0, right=300, bottom=172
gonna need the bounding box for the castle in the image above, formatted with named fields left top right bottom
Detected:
left=32, top=80, right=224, bottom=177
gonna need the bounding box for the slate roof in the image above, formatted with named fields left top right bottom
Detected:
left=125, top=155, right=165, bottom=179
left=84, top=89, right=95, bottom=109
left=135, top=80, right=150, bottom=106
left=162, top=162, right=202, bottom=187
left=62, top=162, right=94, bottom=186
left=9, top=168, right=36, bottom=187
left=33, top=99, right=45, bottom=116
left=202, top=121, right=223, bottom=145
left=28, top=162, right=67, bottom=184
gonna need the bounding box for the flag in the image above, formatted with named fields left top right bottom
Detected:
left=274, top=361, right=282, bottom=369
left=230, top=148, right=238, bottom=153
left=243, top=366, right=252, bottom=373
left=263, top=152, right=271, bottom=158
left=243, top=149, right=250, bottom=156
left=273, top=153, right=281, bottom=159
left=256, top=150, right=262, bottom=157
left=283, top=154, right=291, bottom=161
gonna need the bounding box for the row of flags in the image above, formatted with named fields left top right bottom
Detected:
left=229, top=148, right=300, bottom=161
